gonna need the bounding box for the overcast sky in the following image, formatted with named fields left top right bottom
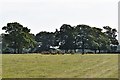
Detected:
left=0, top=0, right=119, bottom=35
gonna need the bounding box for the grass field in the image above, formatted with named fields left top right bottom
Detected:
left=2, top=54, right=118, bottom=78
left=0, top=54, right=2, bottom=79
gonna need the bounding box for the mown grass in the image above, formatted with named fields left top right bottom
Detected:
left=2, top=54, right=118, bottom=78
left=0, top=54, right=2, bottom=79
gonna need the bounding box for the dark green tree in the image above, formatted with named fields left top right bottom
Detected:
left=75, top=25, right=92, bottom=54
left=35, top=31, right=55, bottom=52
left=2, top=22, right=36, bottom=53
left=58, top=24, right=75, bottom=53
left=103, top=26, right=119, bottom=52
left=91, top=27, right=110, bottom=53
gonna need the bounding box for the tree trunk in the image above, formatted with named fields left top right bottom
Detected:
left=81, top=36, right=85, bottom=55
left=17, top=48, right=19, bottom=54
left=18, top=43, right=22, bottom=54
left=74, top=49, right=76, bottom=53
left=98, top=47, right=100, bottom=53
left=82, top=41, right=85, bottom=55
left=14, top=42, right=17, bottom=54
left=94, top=49, right=96, bottom=54
left=14, top=48, right=16, bottom=54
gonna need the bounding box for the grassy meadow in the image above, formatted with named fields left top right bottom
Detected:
left=2, top=54, right=118, bottom=78
left=0, top=54, right=2, bottom=79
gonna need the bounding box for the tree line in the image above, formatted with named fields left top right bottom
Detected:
left=1, top=22, right=119, bottom=54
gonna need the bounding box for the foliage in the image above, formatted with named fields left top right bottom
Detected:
left=103, top=26, right=119, bottom=52
left=35, top=31, right=55, bottom=52
left=2, top=22, right=36, bottom=53
left=2, top=22, right=119, bottom=53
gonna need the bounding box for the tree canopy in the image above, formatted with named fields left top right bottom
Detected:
left=2, top=22, right=36, bottom=53
left=2, top=22, right=119, bottom=54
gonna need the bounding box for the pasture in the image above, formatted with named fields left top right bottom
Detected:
left=2, top=54, right=118, bottom=78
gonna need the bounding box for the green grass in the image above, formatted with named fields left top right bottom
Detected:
left=0, top=54, right=2, bottom=79
left=2, top=54, right=118, bottom=78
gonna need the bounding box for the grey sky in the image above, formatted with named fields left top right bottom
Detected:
left=0, top=0, right=119, bottom=35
